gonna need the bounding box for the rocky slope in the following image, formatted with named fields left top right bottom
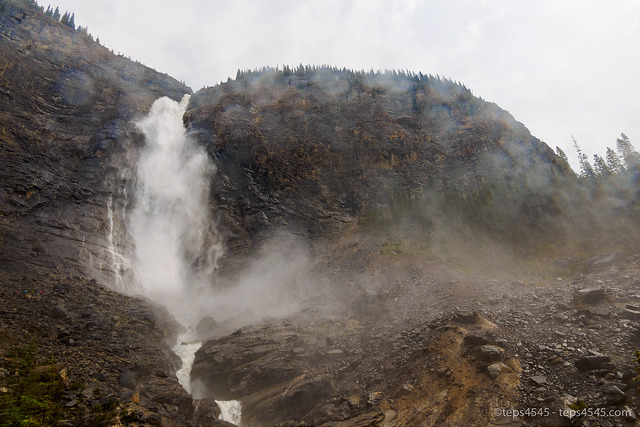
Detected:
left=0, top=2, right=201, bottom=425
left=0, top=271, right=235, bottom=426
left=190, top=238, right=640, bottom=427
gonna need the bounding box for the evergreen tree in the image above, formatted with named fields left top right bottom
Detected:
left=605, top=147, right=624, bottom=174
left=593, top=154, right=610, bottom=177
left=573, top=136, right=595, bottom=180
left=60, top=11, right=68, bottom=25
left=53, top=6, right=60, bottom=20
left=67, top=12, right=75, bottom=29
left=616, top=133, right=640, bottom=172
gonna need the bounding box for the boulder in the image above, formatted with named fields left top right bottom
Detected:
left=452, top=311, right=479, bottom=324
left=463, top=331, right=492, bottom=347
left=476, top=345, right=503, bottom=362
left=194, top=398, right=221, bottom=424
left=487, top=362, right=508, bottom=379
left=574, top=355, right=615, bottom=372
left=602, top=384, right=626, bottom=405
left=588, top=253, right=618, bottom=269
left=622, top=308, right=640, bottom=321
left=531, top=375, right=547, bottom=386
left=195, top=316, right=218, bottom=340
left=573, top=287, right=608, bottom=305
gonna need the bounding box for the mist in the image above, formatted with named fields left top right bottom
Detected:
left=129, top=94, right=221, bottom=326
left=127, top=95, right=314, bottom=330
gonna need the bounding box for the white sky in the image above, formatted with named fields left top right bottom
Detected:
left=51, top=0, right=639, bottom=170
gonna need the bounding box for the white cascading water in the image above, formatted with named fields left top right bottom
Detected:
left=131, top=95, right=241, bottom=425
left=130, top=94, right=220, bottom=326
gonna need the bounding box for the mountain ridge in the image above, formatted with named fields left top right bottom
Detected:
left=1, top=1, right=639, bottom=426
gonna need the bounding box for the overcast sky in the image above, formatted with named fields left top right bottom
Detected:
left=51, top=0, right=639, bottom=170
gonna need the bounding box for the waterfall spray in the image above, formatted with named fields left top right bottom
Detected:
left=129, top=94, right=221, bottom=327
left=128, top=95, right=240, bottom=424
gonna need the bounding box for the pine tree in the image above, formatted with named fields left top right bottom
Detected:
left=60, top=11, right=68, bottom=25
left=573, top=136, right=595, bottom=180
left=616, top=133, right=640, bottom=172
left=593, top=154, right=610, bottom=177
left=67, top=12, right=75, bottom=29
left=53, top=6, right=60, bottom=20
left=605, top=147, right=624, bottom=174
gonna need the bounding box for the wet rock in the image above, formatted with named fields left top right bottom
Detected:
left=193, top=398, right=220, bottom=425
left=195, top=316, right=218, bottom=340
left=0, top=0, right=190, bottom=280
left=573, top=287, right=607, bottom=305
left=574, top=355, right=615, bottom=372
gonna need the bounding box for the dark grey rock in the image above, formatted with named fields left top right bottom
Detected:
left=195, top=316, right=218, bottom=340
left=574, top=287, right=607, bottom=305
left=622, top=308, right=640, bottom=321
left=574, top=355, right=614, bottom=372
left=602, top=384, right=626, bottom=405
left=463, top=331, right=491, bottom=347
left=118, top=370, right=138, bottom=390
left=452, top=311, right=479, bottom=324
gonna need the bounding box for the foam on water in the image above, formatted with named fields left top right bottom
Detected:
left=173, top=334, right=242, bottom=425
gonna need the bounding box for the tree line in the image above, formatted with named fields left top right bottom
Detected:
left=16, top=0, right=96, bottom=42
left=556, top=133, right=639, bottom=181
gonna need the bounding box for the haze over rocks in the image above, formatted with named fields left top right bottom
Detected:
left=0, top=1, right=639, bottom=426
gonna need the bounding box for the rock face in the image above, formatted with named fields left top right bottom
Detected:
left=184, top=68, right=571, bottom=259
left=0, top=0, right=190, bottom=283
left=190, top=313, right=522, bottom=427
left=2, top=3, right=639, bottom=427
left=0, top=272, right=226, bottom=426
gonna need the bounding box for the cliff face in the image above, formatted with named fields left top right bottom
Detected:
left=185, top=68, right=571, bottom=259
left=8, top=4, right=639, bottom=427
left=0, top=0, right=190, bottom=281
left=0, top=1, right=573, bottom=284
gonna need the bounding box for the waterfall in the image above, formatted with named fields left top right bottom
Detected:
left=173, top=334, right=242, bottom=425
left=128, top=95, right=240, bottom=424
left=129, top=94, right=222, bottom=326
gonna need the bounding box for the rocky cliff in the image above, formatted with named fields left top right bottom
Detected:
left=1, top=2, right=639, bottom=427
left=0, top=1, right=204, bottom=425
left=184, top=68, right=571, bottom=260
left=0, top=0, right=189, bottom=283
